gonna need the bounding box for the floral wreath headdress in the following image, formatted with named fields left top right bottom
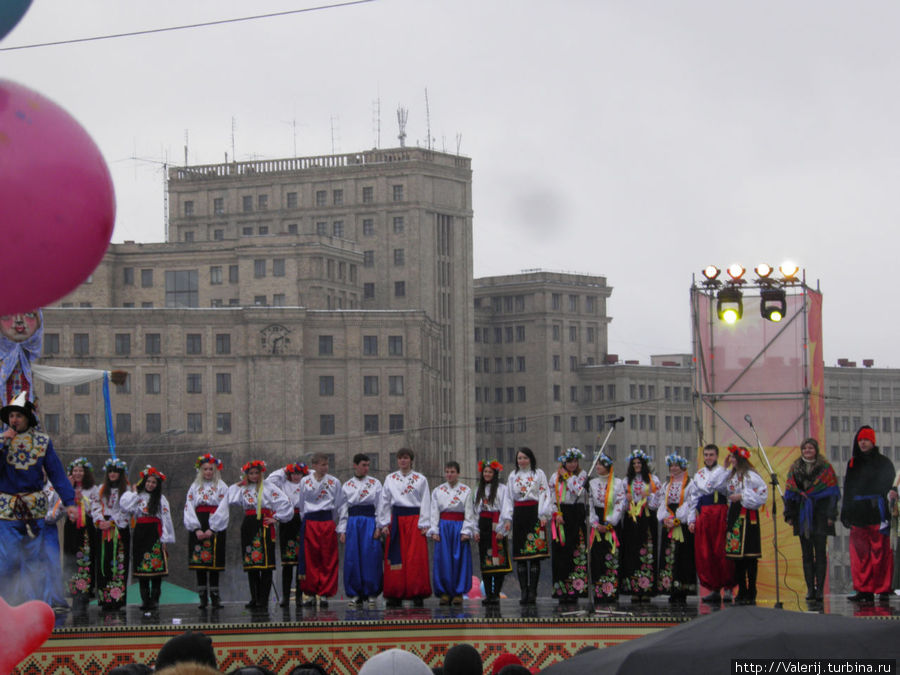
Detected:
left=195, top=453, right=223, bottom=471
left=285, top=462, right=309, bottom=476
left=596, top=452, right=614, bottom=468
left=139, top=465, right=167, bottom=482
left=477, top=459, right=503, bottom=474
left=242, top=459, right=267, bottom=474
left=665, top=453, right=688, bottom=469
left=727, top=444, right=751, bottom=460
left=103, top=458, right=128, bottom=472
left=67, top=457, right=93, bottom=473
left=557, top=447, right=585, bottom=463
left=627, top=448, right=651, bottom=464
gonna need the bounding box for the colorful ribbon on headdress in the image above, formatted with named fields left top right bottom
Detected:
left=665, top=474, right=689, bottom=542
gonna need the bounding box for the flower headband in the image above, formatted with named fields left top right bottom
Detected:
left=478, top=459, right=503, bottom=473
left=139, top=465, right=167, bottom=482
left=67, top=457, right=93, bottom=472
left=103, top=458, right=128, bottom=472
left=665, top=453, right=688, bottom=469
left=242, top=459, right=267, bottom=474
left=727, top=444, right=751, bottom=460
left=627, top=448, right=651, bottom=463
left=285, top=462, right=309, bottom=476
left=195, top=453, right=223, bottom=471
left=558, top=447, right=585, bottom=463
left=596, top=452, right=614, bottom=468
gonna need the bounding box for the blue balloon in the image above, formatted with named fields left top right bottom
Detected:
left=0, top=0, right=32, bottom=43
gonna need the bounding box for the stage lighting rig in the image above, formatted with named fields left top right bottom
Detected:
left=760, top=287, right=787, bottom=322
left=717, top=287, right=743, bottom=324
left=699, top=261, right=803, bottom=324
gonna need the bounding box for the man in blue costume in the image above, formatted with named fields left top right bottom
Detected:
left=0, top=391, right=76, bottom=606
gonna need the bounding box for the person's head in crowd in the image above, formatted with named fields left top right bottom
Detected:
left=155, top=665, right=220, bottom=675
left=359, top=648, right=432, bottom=675
left=497, top=666, right=532, bottom=675
left=288, top=664, right=329, bottom=675
left=155, top=630, right=217, bottom=671
left=108, top=665, right=152, bottom=675
left=491, top=654, right=524, bottom=675
left=443, top=644, right=482, bottom=675
left=226, top=667, right=276, bottom=675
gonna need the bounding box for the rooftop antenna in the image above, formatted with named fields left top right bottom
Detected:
left=231, top=117, right=236, bottom=163
left=456, top=132, right=462, bottom=155
left=372, top=95, right=381, bottom=148
left=127, top=150, right=170, bottom=240
left=330, top=115, right=341, bottom=154
left=183, top=129, right=189, bottom=167
left=424, top=88, right=432, bottom=150
left=397, top=106, right=408, bottom=148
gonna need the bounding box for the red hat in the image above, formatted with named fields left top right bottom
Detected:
left=857, top=427, right=876, bottom=444
left=491, top=653, right=524, bottom=675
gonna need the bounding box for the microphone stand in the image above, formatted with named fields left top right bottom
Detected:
left=747, top=419, right=783, bottom=610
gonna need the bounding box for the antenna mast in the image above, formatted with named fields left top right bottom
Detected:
left=397, top=106, right=408, bottom=148
left=424, top=88, right=432, bottom=150
left=372, top=96, right=381, bottom=148
left=184, top=129, right=189, bottom=167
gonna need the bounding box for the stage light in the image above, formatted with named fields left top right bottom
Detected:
left=760, top=287, right=787, bottom=322
left=726, top=264, right=746, bottom=282
left=780, top=261, right=800, bottom=283
left=755, top=263, right=773, bottom=279
left=702, top=265, right=721, bottom=282
left=717, top=287, right=743, bottom=324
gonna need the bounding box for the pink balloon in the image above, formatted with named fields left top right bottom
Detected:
left=0, top=596, right=55, bottom=672
left=0, top=79, right=115, bottom=315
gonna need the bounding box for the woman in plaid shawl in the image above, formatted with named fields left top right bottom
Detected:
left=783, top=438, right=840, bottom=604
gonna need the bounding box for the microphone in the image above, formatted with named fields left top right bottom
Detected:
left=744, top=414, right=753, bottom=427
left=608, top=416, right=625, bottom=423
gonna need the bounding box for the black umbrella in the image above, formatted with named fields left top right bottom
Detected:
left=540, top=607, right=900, bottom=674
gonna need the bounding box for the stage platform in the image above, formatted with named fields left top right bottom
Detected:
left=16, top=594, right=900, bottom=674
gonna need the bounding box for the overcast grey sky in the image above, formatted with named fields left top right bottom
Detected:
left=4, top=1, right=898, bottom=367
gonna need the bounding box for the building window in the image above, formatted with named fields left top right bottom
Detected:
left=569, top=325, right=577, bottom=342
left=363, top=335, right=378, bottom=355
left=517, top=356, right=526, bottom=372
left=253, top=259, right=266, bottom=278
left=258, top=194, right=268, bottom=211
left=216, top=412, right=232, bottom=433
left=74, top=414, right=90, bottom=434
left=315, top=190, right=327, bottom=207
left=394, top=281, right=406, bottom=297
left=44, top=333, right=60, bottom=354
left=209, top=266, right=223, bottom=285
left=114, top=334, right=131, bottom=355
left=319, top=376, right=334, bottom=396
left=165, top=270, right=199, bottom=308
left=216, top=373, right=231, bottom=393
left=183, top=231, right=195, bottom=242
left=393, top=249, right=405, bottom=266
left=44, top=382, right=60, bottom=395
left=272, top=293, right=285, bottom=306
left=363, top=218, right=374, bottom=236
left=145, top=373, right=161, bottom=394
left=316, top=221, right=328, bottom=235
left=43, top=414, right=59, bottom=433
left=123, top=267, right=134, bottom=285
left=213, top=334, right=231, bottom=355
left=552, top=293, right=561, bottom=310
left=287, top=223, right=298, bottom=234
left=253, top=295, right=267, bottom=306
left=364, top=375, right=379, bottom=396
left=145, top=413, right=161, bottom=433
left=363, top=250, right=374, bottom=268
left=74, top=383, right=90, bottom=395
left=392, top=185, right=404, bottom=201
left=393, top=216, right=404, bottom=233
left=115, top=413, right=131, bottom=434
left=332, top=189, right=343, bottom=205
left=552, top=325, right=561, bottom=341
left=389, top=375, right=404, bottom=396
left=286, top=192, right=298, bottom=208
left=333, top=221, right=344, bottom=238
left=258, top=226, right=269, bottom=236
left=319, top=335, right=333, bottom=355
left=145, top=333, right=161, bottom=354
left=516, top=325, right=525, bottom=342
left=361, top=186, right=374, bottom=203
left=141, top=269, right=154, bottom=287
left=363, top=283, right=375, bottom=299
left=183, top=200, right=194, bottom=216
left=320, top=414, right=335, bottom=435
left=186, top=333, right=202, bottom=354
left=364, top=414, right=379, bottom=434
left=388, top=336, right=403, bottom=356
left=214, top=197, right=225, bottom=215
left=389, top=414, right=404, bottom=434
left=570, top=356, right=578, bottom=371
left=273, top=259, right=286, bottom=277
left=242, top=226, right=253, bottom=236
left=242, top=195, right=253, bottom=212
left=552, top=355, right=560, bottom=371
left=186, top=373, right=202, bottom=394
left=187, top=413, right=203, bottom=433
left=553, top=385, right=560, bottom=401
left=73, top=333, right=90, bottom=355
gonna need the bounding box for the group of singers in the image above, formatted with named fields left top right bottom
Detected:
left=46, top=426, right=900, bottom=612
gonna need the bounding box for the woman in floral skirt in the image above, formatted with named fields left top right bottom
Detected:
left=656, top=453, right=696, bottom=604
left=91, top=458, right=131, bottom=611
left=548, top=447, right=589, bottom=606
left=184, top=453, right=228, bottom=609
left=588, top=452, right=626, bottom=605
left=507, top=447, right=552, bottom=605
left=619, top=449, right=662, bottom=602
left=63, top=457, right=97, bottom=611
left=473, top=459, right=512, bottom=607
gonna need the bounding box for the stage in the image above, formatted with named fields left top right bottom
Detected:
left=16, top=594, right=900, bottom=674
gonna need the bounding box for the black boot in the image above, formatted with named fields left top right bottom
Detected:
left=517, top=563, right=529, bottom=605
left=139, top=580, right=151, bottom=611
left=198, top=585, right=209, bottom=609
left=814, top=556, right=827, bottom=602
left=527, top=562, right=540, bottom=605
left=245, top=572, right=259, bottom=608
left=257, top=570, right=273, bottom=609
left=280, top=567, right=293, bottom=608
left=150, top=578, right=161, bottom=610
left=210, top=587, right=223, bottom=608
left=746, top=560, right=758, bottom=605
left=802, top=559, right=816, bottom=601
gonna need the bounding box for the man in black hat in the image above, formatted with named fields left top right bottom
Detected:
left=0, top=391, right=76, bottom=605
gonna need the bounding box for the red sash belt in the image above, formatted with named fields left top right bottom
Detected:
left=137, top=516, right=162, bottom=538
left=196, top=505, right=216, bottom=514
left=741, top=507, right=758, bottom=524
left=481, top=511, right=501, bottom=557
left=515, top=499, right=538, bottom=507
left=440, top=512, right=465, bottom=521
left=246, top=508, right=276, bottom=540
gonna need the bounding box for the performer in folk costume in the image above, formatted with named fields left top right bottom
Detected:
left=40, top=482, right=69, bottom=610
left=297, top=453, right=343, bottom=607
left=378, top=448, right=432, bottom=607
left=620, top=449, right=662, bottom=602
left=184, top=453, right=228, bottom=609
left=0, top=311, right=42, bottom=413
left=264, top=461, right=308, bottom=608
left=548, top=447, right=589, bottom=605
left=64, top=457, right=97, bottom=611
left=473, top=458, right=512, bottom=607
left=891, top=468, right=900, bottom=593
left=840, top=426, right=895, bottom=603
left=337, top=453, right=383, bottom=608
left=91, top=458, right=131, bottom=611
left=0, top=392, right=76, bottom=606
left=657, top=453, right=697, bottom=604
left=588, top=452, right=626, bottom=605
left=783, top=438, right=840, bottom=604
left=211, top=460, right=293, bottom=609
left=428, top=461, right=476, bottom=605
left=120, top=466, right=175, bottom=611
left=507, top=447, right=552, bottom=606
left=723, top=445, right=768, bottom=605
left=686, top=443, right=734, bottom=604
